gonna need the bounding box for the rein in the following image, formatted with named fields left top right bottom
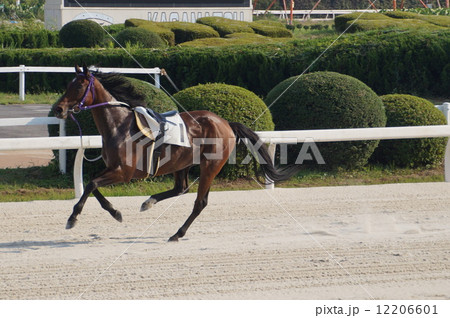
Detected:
left=69, top=73, right=131, bottom=162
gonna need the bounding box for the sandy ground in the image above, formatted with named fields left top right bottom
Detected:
left=1, top=183, right=449, bottom=300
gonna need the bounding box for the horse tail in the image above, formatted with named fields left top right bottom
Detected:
left=228, top=122, right=300, bottom=183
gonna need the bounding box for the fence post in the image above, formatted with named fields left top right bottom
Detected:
left=265, top=143, right=276, bottom=190
left=19, top=65, right=25, bottom=101
left=155, top=73, right=160, bottom=88
left=59, top=119, right=67, bottom=174
left=436, top=102, right=450, bottom=124
left=74, top=148, right=84, bottom=198
left=446, top=139, right=450, bottom=182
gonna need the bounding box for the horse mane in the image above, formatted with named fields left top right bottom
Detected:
left=93, top=71, right=147, bottom=108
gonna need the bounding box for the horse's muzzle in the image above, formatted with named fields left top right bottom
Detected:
left=54, top=106, right=66, bottom=119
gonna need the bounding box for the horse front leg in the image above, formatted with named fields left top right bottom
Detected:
left=66, top=168, right=125, bottom=229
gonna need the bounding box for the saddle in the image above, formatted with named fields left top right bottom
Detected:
left=133, top=106, right=190, bottom=177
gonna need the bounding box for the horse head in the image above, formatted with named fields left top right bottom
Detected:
left=53, top=64, right=95, bottom=119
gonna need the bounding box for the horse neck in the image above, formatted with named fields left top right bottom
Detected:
left=90, top=81, right=132, bottom=140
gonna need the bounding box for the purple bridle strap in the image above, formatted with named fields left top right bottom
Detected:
left=78, top=74, right=95, bottom=110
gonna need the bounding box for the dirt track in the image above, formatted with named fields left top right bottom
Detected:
left=1, top=183, right=449, bottom=299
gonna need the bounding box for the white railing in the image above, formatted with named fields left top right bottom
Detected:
left=0, top=116, right=67, bottom=173
left=1, top=125, right=450, bottom=197
left=0, top=65, right=161, bottom=101
left=1, top=103, right=449, bottom=197
left=0, top=135, right=101, bottom=198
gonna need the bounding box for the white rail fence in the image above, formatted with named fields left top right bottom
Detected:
left=0, top=65, right=161, bottom=101
left=1, top=122, right=450, bottom=197
left=0, top=116, right=67, bottom=173
left=0, top=103, right=449, bottom=198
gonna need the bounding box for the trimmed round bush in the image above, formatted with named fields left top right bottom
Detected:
left=196, top=17, right=254, bottom=37
left=249, top=22, right=293, bottom=38
left=59, top=19, right=104, bottom=48
left=371, top=94, right=447, bottom=167
left=334, top=12, right=387, bottom=32
left=115, top=27, right=165, bottom=48
left=181, top=33, right=289, bottom=47
left=173, top=83, right=274, bottom=179
left=125, top=19, right=175, bottom=46
left=265, top=71, right=386, bottom=169
left=160, top=21, right=219, bottom=44
left=48, top=77, right=177, bottom=178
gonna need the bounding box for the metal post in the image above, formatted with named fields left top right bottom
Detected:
left=19, top=65, right=25, bottom=101
left=59, top=119, right=67, bottom=174
left=265, top=143, right=276, bottom=190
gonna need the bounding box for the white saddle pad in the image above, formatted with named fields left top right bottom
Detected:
left=134, top=106, right=191, bottom=148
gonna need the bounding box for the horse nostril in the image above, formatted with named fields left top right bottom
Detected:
left=55, top=107, right=63, bottom=115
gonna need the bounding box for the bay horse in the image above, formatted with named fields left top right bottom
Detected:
left=53, top=65, right=299, bottom=241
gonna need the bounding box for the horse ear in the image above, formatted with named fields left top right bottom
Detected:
left=75, top=65, right=82, bottom=74
left=82, top=63, right=90, bottom=77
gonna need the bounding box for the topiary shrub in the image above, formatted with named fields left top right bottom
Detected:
left=265, top=71, right=386, bottom=170
left=159, top=21, right=219, bottom=44
left=114, top=27, right=165, bottom=48
left=103, top=23, right=126, bottom=37
left=249, top=22, right=293, bottom=38
left=349, top=18, right=444, bottom=32
left=59, top=19, right=104, bottom=48
left=196, top=17, right=254, bottom=37
left=181, top=32, right=289, bottom=47
left=383, top=11, right=450, bottom=27
left=125, top=19, right=175, bottom=46
left=253, top=20, right=287, bottom=29
left=48, top=77, right=177, bottom=179
left=370, top=94, right=447, bottom=167
left=334, top=12, right=388, bottom=32
left=335, top=11, right=448, bottom=33
left=173, top=83, right=274, bottom=179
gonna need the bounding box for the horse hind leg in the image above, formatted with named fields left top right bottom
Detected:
left=168, top=162, right=220, bottom=242
left=168, top=188, right=210, bottom=242
left=140, top=168, right=190, bottom=212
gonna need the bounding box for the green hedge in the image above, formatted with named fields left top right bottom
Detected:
left=0, top=28, right=59, bottom=48
left=115, top=27, right=166, bottom=48
left=173, top=83, right=274, bottom=179
left=160, top=21, right=219, bottom=44
left=125, top=19, right=175, bottom=46
left=335, top=11, right=450, bottom=32
left=59, top=19, right=105, bottom=48
left=384, top=11, right=450, bottom=27
left=371, top=94, right=447, bottom=167
left=249, top=22, right=293, bottom=38
left=334, top=12, right=387, bottom=32
left=181, top=33, right=290, bottom=47
left=0, top=30, right=448, bottom=97
left=265, top=71, right=386, bottom=169
left=196, top=17, right=255, bottom=37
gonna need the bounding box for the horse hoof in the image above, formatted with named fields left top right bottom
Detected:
left=168, top=235, right=179, bottom=242
left=114, top=211, right=123, bottom=223
left=66, top=219, right=77, bottom=229
left=140, top=198, right=157, bottom=212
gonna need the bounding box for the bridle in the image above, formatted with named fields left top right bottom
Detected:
left=70, top=73, right=130, bottom=114
left=68, top=73, right=130, bottom=162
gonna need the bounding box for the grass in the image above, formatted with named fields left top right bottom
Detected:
left=0, top=92, right=60, bottom=105
left=0, top=161, right=444, bottom=202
